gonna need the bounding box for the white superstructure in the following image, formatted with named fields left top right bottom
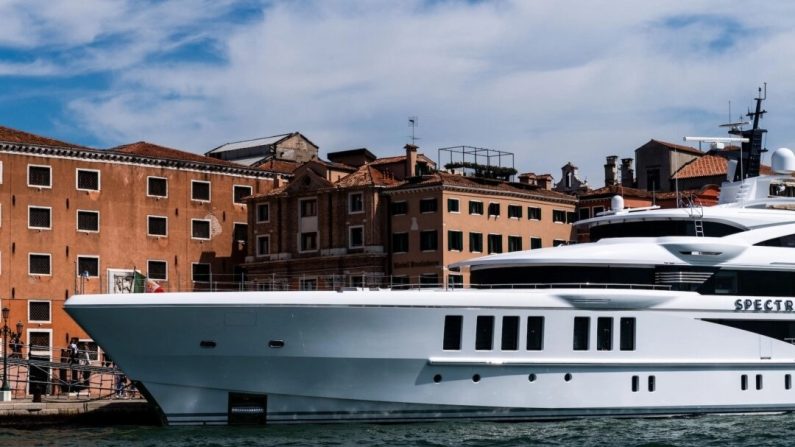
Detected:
left=65, top=148, right=795, bottom=425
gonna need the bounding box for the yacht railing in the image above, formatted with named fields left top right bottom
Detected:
left=467, top=282, right=672, bottom=290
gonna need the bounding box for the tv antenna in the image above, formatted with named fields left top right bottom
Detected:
left=408, top=116, right=419, bottom=145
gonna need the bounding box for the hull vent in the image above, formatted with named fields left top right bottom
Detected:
left=228, top=392, right=267, bottom=425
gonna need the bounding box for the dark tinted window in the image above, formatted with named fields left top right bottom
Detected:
left=589, top=220, right=743, bottom=241
left=597, top=317, right=613, bottom=351
left=392, top=233, right=409, bottom=252
left=192, top=181, right=210, bottom=201
left=443, top=315, right=463, bottom=350
left=488, top=203, right=500, bottom=216
left=620, top=317, right=636, bottom=351
left=447, top=198, right=459, bottom=213
left=234, top=185, right=252, bottom=203
left=469, top=233, right=483, bottom=252
left=77, top=256, right=99, bottom=277
left=420, top=198, right=437, bottom=213
left=475, top=316, right=494, bottom=350
left=448, top=231, right=463, bottom=251
left=77, top=211, right=99, bottom=232
left=148, top=177, right=167, bottom=197
left=488, top=234, right=502, bottom=254
left=508, top=236, right=522, bottom=252
left=469, top=201, right=483, bottom=215
left=77, top=170, right=99, bottom=190
left=420, top=230, right=438, bottom=251
left=573, top=317, right=589, bottom=350
left=29, top=166, right=51, bottom=187
left=508, top=205, right=522, bottom=218
left=391, top=201, right=408, bottom=215
left=527, top=207, right=541, bottom=220
left=501, top=316, right=519, bottom=350
left=527, top=316, right=544, bottom=350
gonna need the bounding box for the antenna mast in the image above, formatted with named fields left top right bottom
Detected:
left=408, top=116, right=419, bottom=145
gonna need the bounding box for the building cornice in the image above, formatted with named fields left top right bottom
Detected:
left=384, top=183, right=577, bottom=205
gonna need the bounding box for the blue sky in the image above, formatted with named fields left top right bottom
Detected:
left=3, top=0, right=795, bottom=183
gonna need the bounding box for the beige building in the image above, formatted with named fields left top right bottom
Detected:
left=0, top=125, right=287, bottom=391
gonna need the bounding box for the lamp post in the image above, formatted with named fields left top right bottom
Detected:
left=1, top=307, right=9, bottom=401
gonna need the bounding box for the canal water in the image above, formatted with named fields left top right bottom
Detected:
left=1, top=413, right=793, bottom=446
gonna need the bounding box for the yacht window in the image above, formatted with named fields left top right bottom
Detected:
left=702, top=319, right=795, bottom=343
left=443, top=316, right=463, bottom=350
left=713, top=271, right=737, bottom=294
left=573, top=317, right=589, bottom=351
left=756, top=374, right=763, bottom=390
left=589, top=220, right=743, bottom=242
left=648, top=375, right=656, bottom=392
left=501, top=316, right=519, bottom=351
left=631, top=375, right=639, bottom=392
left=620, top=318, right=636, bottom=351
left=756, top=234, right=795, bottom=248
left=527, top=316, right=544, bottom=350
left=741, top=374, right=748, bottom=391
left=786, top=374, right=792, bottom=390
left=597, top=317, right=613, bottom=351
left=475, top=316, right=494, bottom=351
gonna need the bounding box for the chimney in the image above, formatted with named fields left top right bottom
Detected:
left=405, top=144, right=418, bottom=177
left=537, top=174, right=552, bottom=190
left=620, top=158, right=634, bottom=187
left=604, top=156, right=618, bottom=186
left=518, top=173, right=533, bottom=185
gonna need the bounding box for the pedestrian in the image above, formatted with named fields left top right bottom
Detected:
left=68, top=338, right=79, bottom=364
left=115, top=373, right=126, bottom=398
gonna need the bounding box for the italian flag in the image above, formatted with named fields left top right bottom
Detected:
left=133, top=271, right=164, bottom=293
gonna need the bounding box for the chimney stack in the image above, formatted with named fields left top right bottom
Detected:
left=620, top=158, right=635, bottom=187
left=405, top=144, right=418, bottom=177
left=604, top=156, right=618, bottom=186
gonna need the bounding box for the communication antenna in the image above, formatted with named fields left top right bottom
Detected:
left=408, top=116, right=419, bottom=145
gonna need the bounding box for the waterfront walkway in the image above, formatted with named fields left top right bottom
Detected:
left=0, top=396, right=156, bottom=426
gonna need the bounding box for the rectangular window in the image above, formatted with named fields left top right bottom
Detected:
left=632, top=375, right=639, bottom=392
left=191, top=219, right=211, bottom=239
left=448, top=230, right=463, bottom=251
left=447, top=198, right=459, bottom=213
left=300, top=199, right=317, bottom=217
left=29, top=253, right=51, bottom=275
left=233, top=223, right=247, bottom=242
left=507, top=236, right=522, bottom=252
left=392, top=232, right=409, bottom=253
left=233, top=185, right=253, bottom=204
left=741, top=374, right=748, bottom=391
left=469, top=232, right=483, bottom=252
left=192, top=180, right=211, bottom=201
left=756, top=374, right=763, bottom=390
left=147, top=260, right=167, bottom=280
left=527, top=316, right=544, bottom=350
left=469, top=201, right=483, bottom=215
left=488, top=203, right=500, bottom=217
left=488, top=234, right=502, bottom=254
left=147, top=176, right=167, bottom=197
left=553, top=210, right=566, bottom=223
left=566, top=211, right=576, bottom=224
left=648, top=375, right=656, bottom=392
left=349, top=226, right=364, bottom=248
left=420, top=230, right=438, bottom=251
left=256, top=203, right=270, bottom=222
left=573, top=316, right=590, bottom=350
left=29, top=331, right=50, bottom=351
left=192, top=263, right=211, bottom=283
left=443, top=315, right=463, bottom=350
left=593, top=206, right=605, bottom=216
left=28, top=165, right=51, bottom=187
left=349, top=192, right=364, bottom=213
left=76, top=169, right=100, bottom=191
left=647, top=168, right=661, bottom=192
left=300, top=232, right=318, bottom=251
left=391, top=201, right=408, bottom=215
left=508, top=205, right=522, bottom=219
left=501, top=316, right=519, bottom=351
left=530, top=237, right=542, bottom=249
left=475, top=316, right=494, bottom=351
left=787, top=374, right=792, bottom=390
left=527, top=207, right=541, bottom=220
left=420, top=198, right=438, bottom=213
left=448, top=274, right=463, bottom=289
left=620, top=317, right=636, bottom=351
left=77, top=256, right=99, bottom=277
left=29, top=301, right=51, bottom=323
left=578, top=207, right=591, bottom=221
left=553, top=239, right=567, bottom=247
left=28, top=206, right=51, bottom=229
left=77, top=210, right=99, bottom=232
left=256, top=235, right=270, bottom=256
left=148, top=216, right=167, bottom=237
left=597, top=317, right=613, bottom=351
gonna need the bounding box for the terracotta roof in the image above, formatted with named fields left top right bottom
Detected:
left=252, top=158, right=301, bottom=174
left=370, top=153, right=435, bottom=166
left=313, top=159, right=357, bottom=171
left=390, top=172, right=574, bottom=201
left=112, top=141, right=247, bottom=169
left=648, top=139, right=703, bottom=156
left=336, top=164, right=400, bottom=188
left=671, top=154, right=728, bottom=180
left=578, top=185, right=652, bottom=199
left=0, top=125, right=83, bottom=148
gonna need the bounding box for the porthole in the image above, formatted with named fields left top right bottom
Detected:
left=472, top=374, right=481, bottom=383
left=199, top=340, right=216, bottom=349
left=268, top=340, right=285, bottom=348
left=528, top=374, right=536, bottom=382
left=433, top=374, right=442, bottom=383
left=564, top=373, right=572, bottom=382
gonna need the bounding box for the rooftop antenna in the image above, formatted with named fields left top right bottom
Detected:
left=408, top=116, right=420, bottom=145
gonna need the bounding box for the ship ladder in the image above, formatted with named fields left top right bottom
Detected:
left=694, top=219, right=705, bottom=237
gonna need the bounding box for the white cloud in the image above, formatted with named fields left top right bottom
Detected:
left=6, top=0, right=795, bottom=183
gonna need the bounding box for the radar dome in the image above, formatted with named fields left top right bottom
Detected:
left=611, top=195, right=624, bottom=212
left=772, top=148, right=795, bottom=174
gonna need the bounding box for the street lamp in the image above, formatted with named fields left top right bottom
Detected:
left=1, top=306, right=9, bottom=397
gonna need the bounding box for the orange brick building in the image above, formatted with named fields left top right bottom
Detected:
left=0, top=126, right=287, bottom=389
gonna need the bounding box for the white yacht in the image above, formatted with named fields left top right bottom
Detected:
left=66, top=142, right=795, bottom=425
